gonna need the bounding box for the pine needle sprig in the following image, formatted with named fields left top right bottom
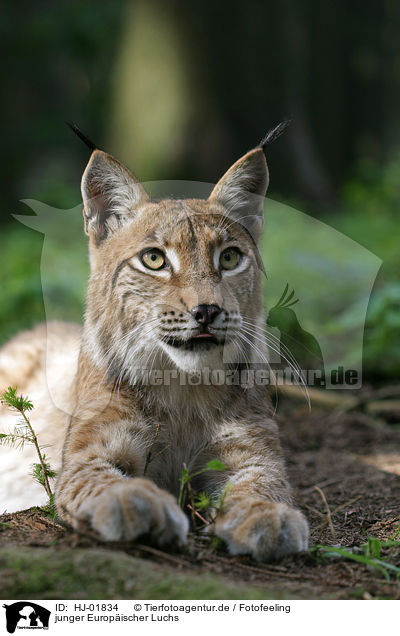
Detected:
left=1, top=386, right=54, bottom=500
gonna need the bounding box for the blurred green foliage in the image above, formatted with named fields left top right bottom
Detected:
left=0, top=215, right=86, bottom=345
left=0, top=225, right=44, bottom=343
left=331, top=156, right=400, bottom=378
left=364, top=284, right=400, bottom=378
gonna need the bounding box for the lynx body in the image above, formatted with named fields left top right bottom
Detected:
left=0, top=143, right=308, bottom=561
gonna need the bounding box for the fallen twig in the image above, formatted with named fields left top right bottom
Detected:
left=187, top=504, right=209, bottom=526
left=314, top=487, right=336, bottom=542
left=301, top=478, right=342, bottom=495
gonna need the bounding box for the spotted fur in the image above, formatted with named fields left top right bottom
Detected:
left=0, top=145, right=308, bottom=560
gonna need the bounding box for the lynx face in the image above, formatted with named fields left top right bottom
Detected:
left=82, top=147, right=269, bottom=381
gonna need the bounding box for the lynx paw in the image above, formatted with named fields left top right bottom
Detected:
left=76, top=478, right=188, bottom=545
left=214, top=498, right=308, bottom=561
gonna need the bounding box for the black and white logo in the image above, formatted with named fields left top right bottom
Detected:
left=2, top=603, right=50, bottom=633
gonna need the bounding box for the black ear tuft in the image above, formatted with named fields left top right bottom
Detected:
left=259, top=120, right=291, bottom=153
left=66, top=122, right=97, bottom=151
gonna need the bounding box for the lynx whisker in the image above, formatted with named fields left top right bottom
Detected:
left=241, top=318, right=309, bottom=390
left=241, top=318, right=307, bottom=378
left=240, top=324, right=310, bottom=407
left=235, top=330, right=280, bottom=412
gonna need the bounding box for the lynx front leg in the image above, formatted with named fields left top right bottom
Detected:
left=56, top=420, right=188, bottom=545
left=205, top=422, right=308, bottom=561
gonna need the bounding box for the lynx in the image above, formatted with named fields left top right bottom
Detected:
left=0, top=136, right=308, bottom=561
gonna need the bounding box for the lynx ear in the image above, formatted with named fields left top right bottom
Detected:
left=208, top=147, right=269, bottom=241
left=81, top=150, right=149, bottom=244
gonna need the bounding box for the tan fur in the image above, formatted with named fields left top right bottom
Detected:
left=0, top=146, right=308, bottom=560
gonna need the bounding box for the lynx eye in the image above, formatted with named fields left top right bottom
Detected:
left=141, top=249, right=166, bottom=270
left=220, top=247, right=241, bottom=270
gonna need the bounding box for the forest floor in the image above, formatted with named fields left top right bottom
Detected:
left=1, top=387, right=400, bottom=600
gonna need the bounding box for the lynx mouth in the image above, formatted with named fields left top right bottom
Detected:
left=165, top=332, right=223, bottom=351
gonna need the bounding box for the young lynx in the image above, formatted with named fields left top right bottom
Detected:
left=0, top=135, right=308, bottom=561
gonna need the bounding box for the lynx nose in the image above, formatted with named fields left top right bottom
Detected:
left=191, top=304, right=222, bottom=326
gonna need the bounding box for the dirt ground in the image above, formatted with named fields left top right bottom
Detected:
left=1, top=388, right=400, bottom=600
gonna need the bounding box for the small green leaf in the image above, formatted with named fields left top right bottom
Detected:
left=205, top=459, right=227, bottom=472
left=367, top=537, right=381, bottom=558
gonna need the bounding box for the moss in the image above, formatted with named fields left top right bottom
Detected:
left=0, top=522, right=13, bottom=531
left=0, top=546, right=300, bottom=600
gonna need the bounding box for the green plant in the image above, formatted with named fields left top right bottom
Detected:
left=194, top=483, right=232, bottom=521
left=309, top=520, right=400, bottom=581
left=178, top=459, right=230, bottom=527
left=0, top=387, right=56, bottom=509
left=0, top=522, right=12, bottom=530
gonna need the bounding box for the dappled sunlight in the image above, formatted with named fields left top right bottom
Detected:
left=358, top=452, right=400, bottom=476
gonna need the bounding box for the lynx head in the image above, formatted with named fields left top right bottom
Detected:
left=81, top=144, right=269, bottom=382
